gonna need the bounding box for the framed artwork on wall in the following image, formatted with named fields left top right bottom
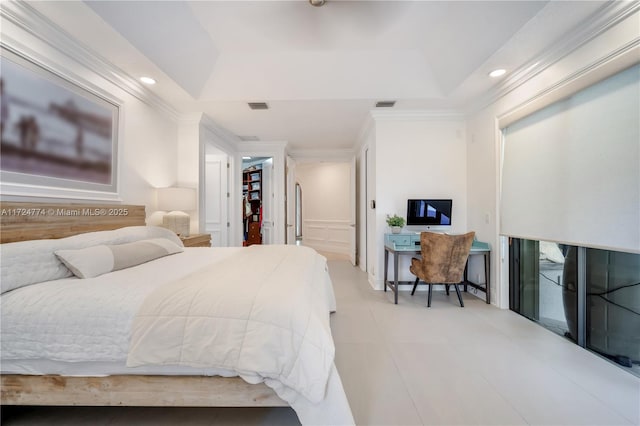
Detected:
left=0, top=47, right=121, bottom=200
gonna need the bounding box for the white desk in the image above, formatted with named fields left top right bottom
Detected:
left=383, top=243, right=490, bottom=305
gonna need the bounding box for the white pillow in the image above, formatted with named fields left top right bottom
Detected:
left=55, top=238, right=183, bottom=279
left=1, top=226, right=183, bottom=293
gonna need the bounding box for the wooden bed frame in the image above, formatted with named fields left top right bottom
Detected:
left=0, top=201, right=286, bottom=407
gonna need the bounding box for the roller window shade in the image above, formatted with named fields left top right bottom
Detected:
left=501, top=64, right=640, bottom=253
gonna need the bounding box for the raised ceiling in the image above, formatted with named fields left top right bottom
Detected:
left=28, top=1, right=608, bottom=151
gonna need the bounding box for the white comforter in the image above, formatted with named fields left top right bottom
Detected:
left=127, top=244, right=336, bottom=404
left=1, top=248, right=239, bottom=363
left=1, top=245, right=354, bottom=425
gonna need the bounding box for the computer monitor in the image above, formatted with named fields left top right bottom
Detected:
left=406, top=199, right=452, bottom=226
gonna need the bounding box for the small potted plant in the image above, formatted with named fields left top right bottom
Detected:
left=386, top=214, right=405, bottom=234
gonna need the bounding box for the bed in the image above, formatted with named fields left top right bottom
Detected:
left=0, top=202, right=354, bottom=425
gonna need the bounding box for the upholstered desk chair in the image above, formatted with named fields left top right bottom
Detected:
left=409, top=231, right=475, bottom=307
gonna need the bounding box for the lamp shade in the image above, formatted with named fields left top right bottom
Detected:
left=157, top=187, right=196, bottom=212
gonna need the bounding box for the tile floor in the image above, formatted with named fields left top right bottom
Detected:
left=2, top=259, right=639, bottom=425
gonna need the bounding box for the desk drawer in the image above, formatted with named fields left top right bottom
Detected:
left=386, top=234, right=411, bottom=247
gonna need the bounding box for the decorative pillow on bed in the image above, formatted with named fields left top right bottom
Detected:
left=55, top=238, right=184, bottom=279
left=1, top=226, right=183, bottom=293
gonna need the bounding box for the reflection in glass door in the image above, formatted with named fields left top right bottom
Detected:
left=585, top=248, right=640, bottom=373
left=510, top=238, right=640, bottom=376
left=510, top=238, right=576, bottom=340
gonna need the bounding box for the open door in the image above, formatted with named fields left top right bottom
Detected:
left=349, top=156, right=356, bottom=265
left=261, top=158, right=274, bottom=244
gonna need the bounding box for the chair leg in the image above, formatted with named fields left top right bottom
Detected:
left=445, top=284, right=450, bottom=295
left=411, top=277, right=419, bottom=296
left=453, top=283, right=464, bottom=307
left=427, top=284, right=433, bottom=307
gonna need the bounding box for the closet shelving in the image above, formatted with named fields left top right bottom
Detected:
left=242, top=169, right=262, bottom=245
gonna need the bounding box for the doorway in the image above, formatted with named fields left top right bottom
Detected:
left=291, top=161, right=355, bottom=263
left=242, top=156, right=273, bottom=246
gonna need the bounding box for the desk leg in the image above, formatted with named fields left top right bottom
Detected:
left=463, top=261, right=469, bottom=292
left=384, top=249, right=389, bottom=292
left=393, top=252, right=399, bottom=304
left=485, top=252, right=491, bottom=304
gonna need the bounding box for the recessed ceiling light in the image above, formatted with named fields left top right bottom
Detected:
left=242, top=156, right=251, bottom=160
left=489, top=69, right=506, bottom=78
left=140, top=76, right=156, bottom=85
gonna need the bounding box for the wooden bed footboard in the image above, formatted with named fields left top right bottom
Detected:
left=0, top=375, right=287, bottom=407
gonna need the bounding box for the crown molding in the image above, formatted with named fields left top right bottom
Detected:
left=178, top=112, right=204, bottom=126
left=0, top=36, right=125, bottom=110
left=370, top=110, right=465, bottom=121
left=354, top=109, right=465, bottom=153
left=1, top=1, right=180, bottom=121
left=469, top=1, right=640, bottom=114
left=238, top=140, right=288, bottom=153
left=497, top=39, right=640, bottom=129
left=355, top=112, right=375, bottom=152
left=199, top=114, right=241, bottom=154
left=288, top=148, right=355, bottom=163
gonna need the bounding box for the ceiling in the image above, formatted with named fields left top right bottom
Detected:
left=29, top=1, right=607, bottom=152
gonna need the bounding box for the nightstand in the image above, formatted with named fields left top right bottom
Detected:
left=180, top=233, right=211, bottom=247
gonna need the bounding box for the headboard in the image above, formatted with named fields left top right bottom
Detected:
left=0, top=202, right=146, bottom=243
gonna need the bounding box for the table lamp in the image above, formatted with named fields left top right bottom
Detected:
left=157, top=187, right=196, bottom=237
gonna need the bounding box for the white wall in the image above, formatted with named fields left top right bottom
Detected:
left=1, top=4, right=178, bottom=225
left=119, top=98, right=177, bottom=225
left=176, top=115, right=202, bottom=233
left=370, top=114, right=468, bottom=288
left=466, top=6, right=640, bottom=308
left=296, top=162, right=351, bottom=255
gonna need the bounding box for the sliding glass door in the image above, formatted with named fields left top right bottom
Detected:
left=509, top=239, right=576, bottom=340
left=509, top=238, right=639, bottom=376
left=585, top=248, right=640, bottom=370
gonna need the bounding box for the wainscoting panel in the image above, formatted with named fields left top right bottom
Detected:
left=303, top=219, right=350, bottom=255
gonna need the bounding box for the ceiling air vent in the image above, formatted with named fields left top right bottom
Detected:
left=375, top=101, right=396, bottom=108
left=248, top=102, right=269, bottom=110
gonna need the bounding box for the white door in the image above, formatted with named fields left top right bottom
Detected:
left=261, top=158, right=274, bottom=244
left=204, top=154, right=228, bottom=247
left=286, top=156, right=296, bottom=244
left=349, top=156, right=357, bottom=265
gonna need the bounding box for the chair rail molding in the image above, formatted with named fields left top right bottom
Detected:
left=303, top=219, right=351, bottom=256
